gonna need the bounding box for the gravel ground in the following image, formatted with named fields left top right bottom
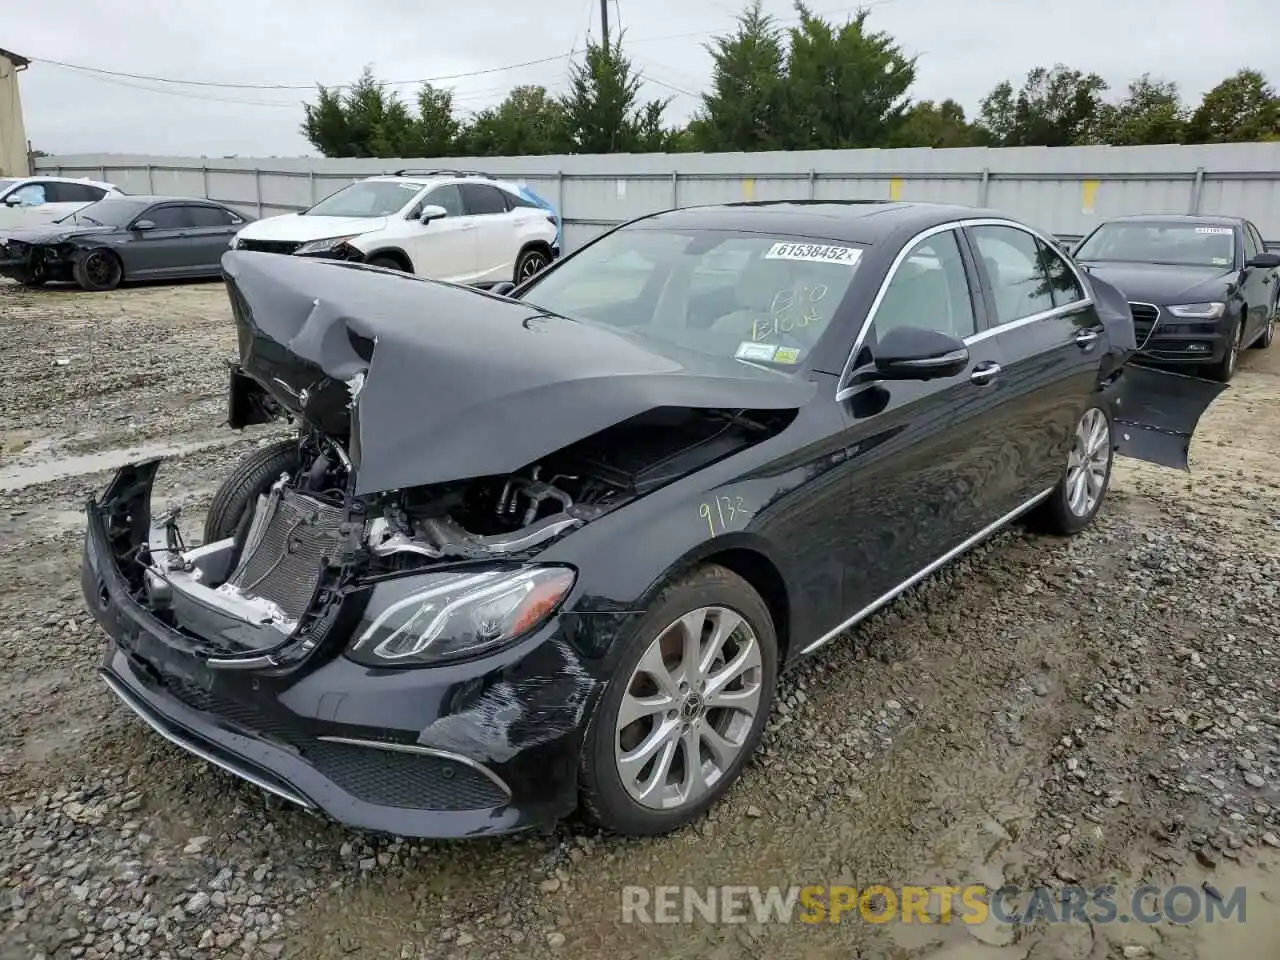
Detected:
left=1, top=276, right=1278, bottom=960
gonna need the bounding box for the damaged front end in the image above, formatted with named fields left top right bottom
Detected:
left=82, top=251, right=802, bottom=837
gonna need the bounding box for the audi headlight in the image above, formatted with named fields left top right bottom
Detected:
left=1167, top=302, right=1226, bottom=320
left=294, top=235, right=360, bottom=256
left=346, top=566, right=576, bottom=667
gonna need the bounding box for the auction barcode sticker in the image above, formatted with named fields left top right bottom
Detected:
left=764, top=242, right=862, bottom=265
left=1195, top=227, right=1232, bottom=235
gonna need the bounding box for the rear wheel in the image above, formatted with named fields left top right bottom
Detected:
left=202, top=439, right=299, bottom=544
left=514, top=247, right=548, bottom=283
left=72, top=249, right=123, bottom=291
left=1029, top=405, right=1113, bottom=536
left=579, top=565, right=778, bottom=836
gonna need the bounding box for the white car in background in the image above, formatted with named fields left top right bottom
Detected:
left=0, top=176, right=124, bottom=228
left=230, top=170, right=560, bottom=287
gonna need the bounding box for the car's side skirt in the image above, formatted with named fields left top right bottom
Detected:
left=800, top=487, right=1055, bottom=656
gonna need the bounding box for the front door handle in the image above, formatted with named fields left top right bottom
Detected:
left=970, top=361, right=1001, bottom=385
left=1075, top=330, right=1100, bottom=349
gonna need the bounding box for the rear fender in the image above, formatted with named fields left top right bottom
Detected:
left=1110, top=363, right=1227, bottom=471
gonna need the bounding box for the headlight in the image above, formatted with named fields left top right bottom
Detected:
left=294, top=235, right=360, bottom=256
left=1166, top=302, right=1226, bottom=319
left=346, top=566, right=576, bottom=666
left=229, top=235, right=241, bottom=249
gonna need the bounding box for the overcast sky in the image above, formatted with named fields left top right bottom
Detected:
left=6, top=0, right=1275, bottom=158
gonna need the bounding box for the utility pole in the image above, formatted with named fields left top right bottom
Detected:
left=600, top=0, right=610, bottom=49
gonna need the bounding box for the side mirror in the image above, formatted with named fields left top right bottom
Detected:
left=1246, top=252, right=1280, bottom=269
left=850, top=326, right=970, bottom=385
left=132, top=219, right=156, bottom=231
left=490, top=281, right=517, bottom=297
left=418, top=204, right=448, bottom=224
left=2, top=195, right=22, bottom=206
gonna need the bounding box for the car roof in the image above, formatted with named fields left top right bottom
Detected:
left=361, top=172, right=521, bottom=191
left=94, top=195, right=226, bottom=205
left=1095, top=214, right=1242, bottom=228
left=19, top=175, right=120, bottom=190
left=629, top=201, right=1015, bottom=245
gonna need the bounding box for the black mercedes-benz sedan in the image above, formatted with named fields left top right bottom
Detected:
left=0, top=196, right=251, bottom=290
left=1072, top=214, right=1280, bottom=381
left=81, top=201, right=1225, bottom=839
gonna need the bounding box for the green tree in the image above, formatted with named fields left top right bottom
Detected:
left=889, top=99, right=985, bottom=148
left=691, top=0, right=790, bottom=151
left=783, top=2, right=916, bottom=149
left=1186, top=69, right=1280, bottom=143
left=560, top=35, right=675, bottom=153
left=461, top=86, right=570, bottom=156
left=978, top=64, right=1108, bottom=146
left=415, top=84, right=462, bottom=156
left=1089, top=75, right=1188, bottom=145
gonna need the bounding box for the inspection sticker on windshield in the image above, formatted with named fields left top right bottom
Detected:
left=774, top=347, right=801, bottom=364
left=764, top=242, right=861, bottom=265
left=736, top=341, right=778, bottom=362
left=1195, top=227, right=1232, bottom=235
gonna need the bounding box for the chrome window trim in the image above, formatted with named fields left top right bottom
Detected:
left=836, top=217, right=1094, bottom=398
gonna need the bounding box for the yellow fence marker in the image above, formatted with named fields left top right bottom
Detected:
left=743, top=178, right=756, bottom=201
left=1081, top=179, right=1100, bottom=215
left=889, top=178, right=904, bottom=201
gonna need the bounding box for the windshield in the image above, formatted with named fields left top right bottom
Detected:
left=55, top=198, right=150, bottom=227
left=304, top=180, right=425, bottom=218
left=0, top=178, right=16, bottom=193
left=518, top=227, right=863, bottom=370
left=1075, top=222, right=1237, bottom=268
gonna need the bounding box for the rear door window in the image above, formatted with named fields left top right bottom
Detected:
left=460, top=183, right=509, bottom=216
left=145, top=206, right=199, bottom=229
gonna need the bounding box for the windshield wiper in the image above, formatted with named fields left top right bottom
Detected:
left=78, top=215, right=104, bottom=226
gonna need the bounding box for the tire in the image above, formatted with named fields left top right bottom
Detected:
left=17, top=261, right=47, bottom=287
left=1207, top=315, right=1244, bottom=382
left=513, top=247, right=549, bottom=283
left=202, top=439, right=299, bottom=545
left=1029, top=404, right=1114, bottom=536
left=1252, top=292, right=1276, bottom=350
left=366, top=256, right=406, bottom=272
left=578, top=564, right=778, bottom=836
left=72, top=249, right=123, bottom=291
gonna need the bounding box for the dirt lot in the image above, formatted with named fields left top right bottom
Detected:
left=1, top=276, right=1278, bottom=960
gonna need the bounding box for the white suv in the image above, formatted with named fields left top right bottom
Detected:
left=231, top=171, right=559, bottom=286
left=0, top=176, right=124, bottom=228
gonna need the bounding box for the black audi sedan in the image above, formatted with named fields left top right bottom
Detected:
left=1072, top=214, right=1279, bottom=381
left=0, top=196, right=251, bottom=290
left=81, top=201, right=1223, bottom=839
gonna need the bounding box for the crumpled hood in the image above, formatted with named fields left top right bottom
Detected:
left=0, top=223, right=114, bottom=245
left=1078, top=260, right=1233, bottom=305
left=235, top=213, right=388, bottom=244
left=221, top=250, right=815, bottom=496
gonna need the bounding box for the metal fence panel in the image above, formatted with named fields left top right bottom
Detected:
left=37, top=143, right=1280, bottom=248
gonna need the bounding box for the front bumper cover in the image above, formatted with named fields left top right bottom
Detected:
left=81, top=464, right=602, bottom=838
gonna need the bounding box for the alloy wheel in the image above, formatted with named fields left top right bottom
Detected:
left=519, top=253, right=546, bottom=280
left=85, top=252, right=117, bottom=287
left=1065, top=407, right=1110, bottom=517
left=614, top=605, right=763, bottom=811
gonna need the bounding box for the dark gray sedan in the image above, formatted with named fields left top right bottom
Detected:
left=0, top=196, right=253, bottom=291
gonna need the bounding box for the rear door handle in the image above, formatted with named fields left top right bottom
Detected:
left=970, top=361, right=1001, bottom=385
left=1075, top=330, right=1100, bottom=349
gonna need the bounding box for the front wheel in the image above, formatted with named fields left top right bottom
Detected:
left=1029, top=405, right=1113, bottom=536
left=73, top=249, right=123, bottom=291
left=1208, top=316, right=1244, bottom=381
left=1253, top=293, right=1276, bottom=350
left=579, top=565, right=778, bottom=836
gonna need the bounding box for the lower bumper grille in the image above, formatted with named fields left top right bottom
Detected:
left=226, top=489, right=345, bottom=620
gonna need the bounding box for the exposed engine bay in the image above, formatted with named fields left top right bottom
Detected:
left=139, top=405, right=792, bottom=648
